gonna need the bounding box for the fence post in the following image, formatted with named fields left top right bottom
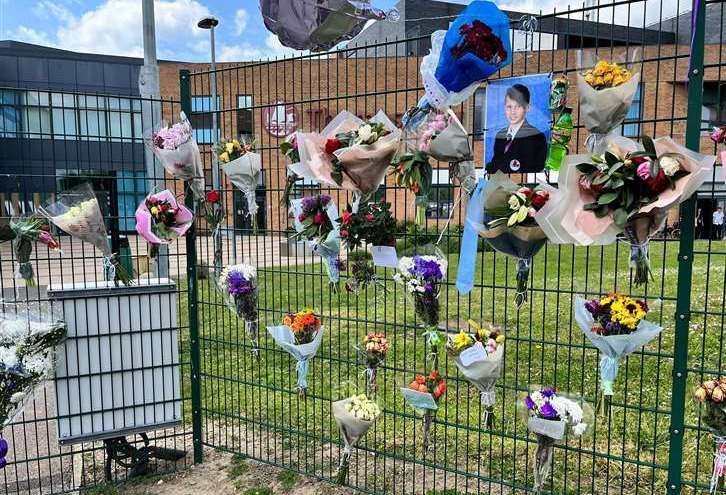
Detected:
left=666, top=1, right=705, bottom=493
left=180, top=68, right=204, bottom=464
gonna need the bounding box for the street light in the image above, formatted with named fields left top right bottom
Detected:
left=197, top=15, right=228, bottom=271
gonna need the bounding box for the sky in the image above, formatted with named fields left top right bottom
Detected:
left=0, top=0, right=689, bottom=63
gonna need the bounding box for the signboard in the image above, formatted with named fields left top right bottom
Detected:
left=263, top=101, right=298, bottom=137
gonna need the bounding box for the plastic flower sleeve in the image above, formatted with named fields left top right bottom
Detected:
left=427, top=110, right=477, bottom=195
left=416, top=1, right=511, bottom=115
left=267, top=324, right=324, bottom=397
left=217, top=262, right=260, bottom=357
left=332, top=394, right=381, bottom=484
left=145, top=112, right=205, bottom=200
left=8, top=216, right=60, bottom=287
left=451, top=343, right=504, bottom=428
left=222, top=151, right=262, bottom=224
left=574, top=297, right=662, bottom=408
left=40, top=182, right=134, bottom=285
left=576, top=50, right=641, bottom=154
left=291, top=198, right=341, bottom=286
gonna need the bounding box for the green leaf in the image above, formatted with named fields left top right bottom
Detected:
left=649, top=159, right=660, bottom=178
left=604, top=152, right=620, bottom=166
left=642, top=135, right=657, bottom=156
left=593, top=174, right=610, bottom=185
left=594, top=205, right=610, bottom=218
left=583, top=202, right=600, bottom=211
left=609, top=177, right=625, bottom=189
left=576, top=163, right=598, bottom=174
left=597, top=191, right=619, bottom=205
left=607, top=162, right=624, bottom=176
left=613, top=208, right=628, bottom=227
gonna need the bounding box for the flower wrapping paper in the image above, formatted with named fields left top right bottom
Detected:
left=222, top=152, right=262, bottom=218
left=427, top=110, right=477, bottom=194
left=290, top=198, right=341, bottom=284
left=297, top=110, right=400, bottom=197
left=332, top=398, right=377, bottom=442
left=267, top=324, right=325, bottom=390
left=135, top=189, right=194, bottom=245
left=452, top=344, right=504, bottom=401
left=574, top=297, right=662, bottom=395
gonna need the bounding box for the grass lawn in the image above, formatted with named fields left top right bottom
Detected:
left=178, top=238, right=726, bottom=494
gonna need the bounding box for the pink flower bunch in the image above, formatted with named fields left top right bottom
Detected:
left=711, top=126, right=726, bottom=145
left=152, top=122, right=191, bottom=150
left=417, top=113, right=448, bottom=152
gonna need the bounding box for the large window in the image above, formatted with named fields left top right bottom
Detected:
left=622, top=83, right=642, bottom=137
left=191, top=95, right=220, bottom=144
left=0, top=90, right=142, bottom=141
left=237, top=95, right=254, bottom=141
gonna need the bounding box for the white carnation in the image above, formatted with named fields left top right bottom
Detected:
left=357, top=124, right=373, bottom=143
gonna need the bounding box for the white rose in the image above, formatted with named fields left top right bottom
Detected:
left=660, top=155, right=681, bottom=176
left=357, top=124, right=373, bottom=143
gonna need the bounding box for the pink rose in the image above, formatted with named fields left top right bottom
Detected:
left=636, top=161, right=651, bottom=180
left=365, top=213, right=375, bottom=222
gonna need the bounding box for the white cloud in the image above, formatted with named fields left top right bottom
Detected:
left=12, top=25, right=53, bottom=46
left=234, top=8, right=248, bottom=36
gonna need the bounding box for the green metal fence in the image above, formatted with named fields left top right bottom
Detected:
left=184, top=1, right=726, bottom=494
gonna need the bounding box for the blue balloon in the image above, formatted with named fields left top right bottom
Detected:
left=435, top=1, right=512, bottom=93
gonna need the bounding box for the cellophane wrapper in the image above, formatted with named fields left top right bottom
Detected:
left=291, top=199, right=341, bottom=285
left=267, top=324, right=324, bottom=394
left=451, top=344, right=504, bottom=426
left=222, top=152, right=262, bottom=220
left=332, top=396, right=379, bottom=483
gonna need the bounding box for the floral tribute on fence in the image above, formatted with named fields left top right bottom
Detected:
left=695, top=378, right=726, bottom=493
left=2, top=216, right=61, bottom=287
left=520, top=388, right=590, bottom=493
left=402, top=370, right=447, bottom=449
left=446, top=320, right=505, bottom=428
left=146, top=113, right=204, bottom=199
left=218, top=262, right=260, bottom=356
left=218, top=138, right=262, bottom=230
left=267, top=309, right=324, bottom=398
left=135, top=189, right=194, bottom=271
left=0, top=302, right=66, bottom=468
left=280, top=133, right=301, bottom=207
left=357, top=331, right=390, bottom=397
left=291, top=195, right=341, bottom=288
left=575, top=294, right=662, bottom=414
left=344, top=251, right=387, bottom=295
left=332, top=393, right=381, bottom=484
left=339, top=201, right=398, bottom=268
left=40, top=182, right=134, bottom=286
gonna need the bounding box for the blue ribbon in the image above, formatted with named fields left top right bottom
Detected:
left=296, top=359, right=310, bottom=389
left=599, top=355, right=620, bottom=396
left=456, top=177, right=487, bottom=294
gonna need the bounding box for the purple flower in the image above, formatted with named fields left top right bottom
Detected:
left=320, top=195, right=331, bottom=206
left=584, top=299, right=601, bottom=316
left=226, top=271, right=255, bottom=295
left=411, top=256, right=444, bottom=281
left=524, top=396, right=535, bottom=410
left=539, top=402, right=559, bottom=420
left=301, top=196, right=317, bottom=213
left=541, top=388, right=556, bottom=398
left=0, top=438, right=8, bottom=458
left=605, top=321, right=622, bottom=334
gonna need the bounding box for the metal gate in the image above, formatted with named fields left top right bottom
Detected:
left=184, top=1, right=725, bottom=494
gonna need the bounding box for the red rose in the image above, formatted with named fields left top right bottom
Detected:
left=313, top=212, right=324, bottom=225
left=365, top=213, right=375, bottom=222
left=531, top=193, right=548, bottom=209
left=206, top=190, right=220, bottom=203
left=642, top=168, right=670, bottom=195
left=517, top=186, right=532, bottom=197
left=324, top=138, right=342, bottom=155
left=298, top=214, right=306, bottom=222
left=340, top=229, right=349, bottom=238
left=341, top=211, right=353, bottom=225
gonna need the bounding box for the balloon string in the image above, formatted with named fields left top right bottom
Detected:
left=436, top=190, right=463, bottom=246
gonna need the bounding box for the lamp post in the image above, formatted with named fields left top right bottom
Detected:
left=197, top=16, right=228, bottom=273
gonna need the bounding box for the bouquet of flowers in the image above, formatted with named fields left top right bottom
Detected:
left=260, top=0, right=393, bottom=52
left=446, top=320, right=505, bottom=428
left=218, top=262, right=260, bottom=356
left=296, top=111, right=400, bottom=204
left=357, top=331, right=390, bottom=397
left=332, top=393, right=381, bottom=484
left=219, top=138, right=261, bottom=230
left=2, top=216, right=61, bottom=287
left=339, top=201, right=397, bottom=267
left=426, top=110, right=477, bottom=195
left=568, top=136, right=714, bottom=284
left=135, top=189, right=194, bottom=272
left=576, top=56, right=640, bottom=153
left=694, top=377, right=726, bottom=493
left=393, top=253, right=447, bottom=328
left=408, top=1, right=511, bottom=123
left=402, top=370, right=447, bottom=449
left=549, top=76, right=569, bottom=113
left=146, top=113, right=204, bottom=199
left=344, top=251, right=387, bottom=295
left=267, top=309, right=324, bottom=398
left=280, top=133, right=302, bottom=207
left=711, top=125, right=726, bottom=172
left=521, top=388, right=589, bottom=493
left=390, top=135, right=433, bottom=226
left=575, top=294, right=662, bottom=414
left=0, top=302, right=66, bottom=464
left=291, top=195, right=341, bottom=287
left=40, top=183, right=134, bottom=285
left=457, top=173, right=549, bottom=307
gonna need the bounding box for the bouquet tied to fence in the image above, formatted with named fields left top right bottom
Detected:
left=393, top=252, right=447, bottom=328
left=357, top=331, right=390, bottom=397
left=296, top=111, right=400, bottom=205
left=219, top=138, right=261, bottom=230
left=568, top=136, right=713, bottom=285
left=694, top=377, right=726, bottom=493
left=520, top=388, right=590, bottom=493
left=218, top=262, right=260, bottom=356
left=401, top=370, right=447, bottom=449
left=344, top=251, right=387, bottom=295
left=332, top=393, right=381, bottom=484
left=575, top=294, right=662, bottom=414
left=446, top=320, right=505, bottom=428
left=268, top=309, right=324, bottom=398
left=135, top=189, right=194, bottom=271
left=425, top=110, right=477, bottom=195
left=3, top=216, right=61, bottom=287
left=459, top=173, right=549, bottom=307
left=0, top=301, right=66, bottom=467
left=576, top=55, right=640, bottom=153
left=339, top=201, right=397, bottom=268
left=291, top=195, right=341, bottom=288
left=146, top=113, right=204, bottom=199
left=40, top=182, right=134, bottom=285
left=280, top=132, right=302, bottom=207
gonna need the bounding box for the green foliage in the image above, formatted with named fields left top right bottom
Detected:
left=228, top=453, right=249, bottom=479
left=243, top=488, right=273, bottom=495
left=276, top=469, right=299, bottom=491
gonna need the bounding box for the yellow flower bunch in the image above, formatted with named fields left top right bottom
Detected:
left=601, top=293, right=647, bottom=330
left=583, top=60, right=632, bottom=89
left=217, top=138, right=254, bottom=164
left=345, top=394, right=381, bottom=422
left=469, top=320, right=506, bottom=345
left=449, top=330, right=474, bottom=355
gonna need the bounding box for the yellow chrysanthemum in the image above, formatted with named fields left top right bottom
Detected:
left=451, top=330, right=474, bottom=353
